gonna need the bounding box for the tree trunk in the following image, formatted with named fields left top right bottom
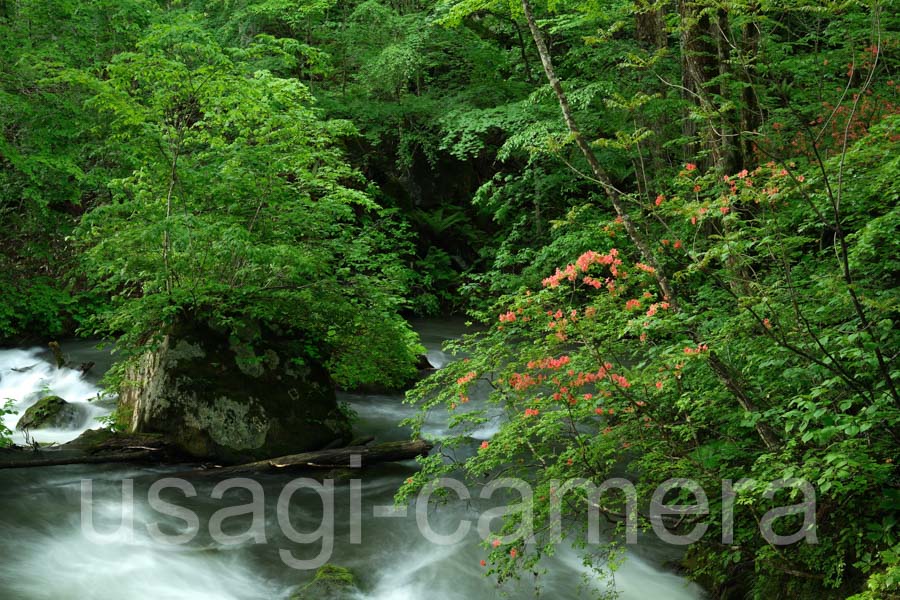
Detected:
left=633, top=0, right=669, bottom=193
left=0, top=432, right=173, bottom=469
left=679, top=1, right=732, bottom=171
left=634, top=0, right=667, bottom=49
left=739, top=8, right=762, bottom=168
left=707, top=352, right=779, bottom=449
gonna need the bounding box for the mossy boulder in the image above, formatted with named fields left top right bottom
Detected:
left=118, top=317, right=352, bottom=463
left=292, top=564, right=358, bottom=600
left=63, top=427, right=117, bottom=449
left=16, top=396, right=88, bottom=431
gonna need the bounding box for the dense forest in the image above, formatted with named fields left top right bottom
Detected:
left=0, top=0, right=898, bottom=599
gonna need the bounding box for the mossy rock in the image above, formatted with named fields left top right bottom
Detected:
left=16, top=396, right=88, bottom=431
left=292, top=564, right=358, bottom=600
left=63, top=427, right=116, bottom=449
left=118, top=317, right=352, bottom=463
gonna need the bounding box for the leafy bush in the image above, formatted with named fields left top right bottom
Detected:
left=0, top=400, right=16, bottom=448
left=402, top=118, right=900, bottom=598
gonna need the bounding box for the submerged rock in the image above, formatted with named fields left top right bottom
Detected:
left=292, top=564, right=358, bottom=600
left=118, top=318, right=351, bottom=463
left=16, top=396, right=87, bottom=431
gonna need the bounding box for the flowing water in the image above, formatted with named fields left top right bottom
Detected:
left=0, top=321, right=705, bottom=600
left=0, top=342, right=115, bottom=447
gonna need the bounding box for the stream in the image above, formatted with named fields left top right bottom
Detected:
left=0, top=320, right=705, bottom=599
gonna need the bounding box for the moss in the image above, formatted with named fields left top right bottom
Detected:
left=114, top=404, right=134, bottom=431
left=16, top=396, right=85, bottom=430
left=63, top=427, right=116, bottom=449
left=292, top=564, right=358, bottom=600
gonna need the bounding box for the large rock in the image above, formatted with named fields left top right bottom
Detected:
left=16, top=396, right=88, bottom=431
left=118, top=318, right=351, bottom=463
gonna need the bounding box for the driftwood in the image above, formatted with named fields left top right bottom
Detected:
left=191, top=439, right=432, bottom=477
left=79, top=361, right=96, bottom=377
left=0, top=438, right=431, bottom=473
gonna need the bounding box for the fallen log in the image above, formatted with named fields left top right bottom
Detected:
left=191, top=439, right=433, bottom=477
left=0, top=431, right=175, bottom=469
left=0, top=449, right=161, bottom=470
left=0, top=437, right=432, bottom=473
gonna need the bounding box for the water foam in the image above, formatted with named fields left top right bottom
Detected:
left=0, top=347, right=111, bottom=446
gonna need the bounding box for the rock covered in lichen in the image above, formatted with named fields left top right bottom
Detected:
left=117, top=317, right=351, bottom=463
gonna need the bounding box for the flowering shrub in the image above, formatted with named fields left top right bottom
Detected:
left=400, top=116, right=900, bottom=598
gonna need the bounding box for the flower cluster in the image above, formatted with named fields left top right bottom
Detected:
left=645, top=301, right=670, bottom=317
left=457, top=371, right=477, bottom=386
left=526, top=355, right=571, bottom=370
left=543, top=249, right=622, bottom=288
left=610, top=373, right=631, bottom=388
left=508, top=372, right=543, bottom=391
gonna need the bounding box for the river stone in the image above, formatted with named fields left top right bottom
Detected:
left=291, top=564, right=358, bottom=600
left=16, top=396, right=87, bottom=431
left=118, top=318, right=351, bottom=463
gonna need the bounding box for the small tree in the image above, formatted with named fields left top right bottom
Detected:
left=78, top=16, right=422, bottom=389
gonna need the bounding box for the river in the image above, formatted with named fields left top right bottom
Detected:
left=0, top=320, right=705, bottom=599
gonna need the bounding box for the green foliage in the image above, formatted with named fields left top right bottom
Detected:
left=96, top=409, right=128, bottom=434
left=74, top=14, right=421, bottom=388
left=1, top=0, right=898, bottom=596
left=0, top=0, right=158, bottom=341
left=399, top=0, right=900, bottom=591
left=405, top=114, right=900, bottom=597
left=0, top=400, right=15, bottom=448
left=847, top=547, right=900, bottom=599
